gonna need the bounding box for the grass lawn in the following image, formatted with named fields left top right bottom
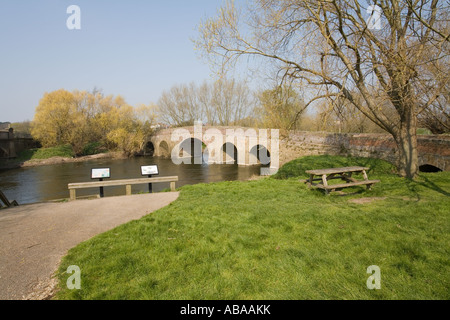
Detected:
left=55, top=155, right=449, bottom=300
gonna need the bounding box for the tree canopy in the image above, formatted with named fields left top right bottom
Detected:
left=31, top=89, right=156, bottom=156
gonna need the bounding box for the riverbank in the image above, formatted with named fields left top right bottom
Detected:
left=0, top=152, right=128, bottom=170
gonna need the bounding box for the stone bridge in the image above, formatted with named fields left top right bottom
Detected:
left=0, top=128, right=16, bottom=159
left=149, top=123, right=279, bottom=171
left=148, top=124, right=450, bottom=172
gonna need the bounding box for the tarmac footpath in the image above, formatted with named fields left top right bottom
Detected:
left=0, top=192, right=179, bottom=300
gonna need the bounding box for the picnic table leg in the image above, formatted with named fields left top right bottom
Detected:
left=362, top=170, right=368, bottom=181
left=307, top=174, right=314, bottom=188
left=361, top=170, right=374, bottom=189
left=321, top=174, right=328, bottom=187
left=321, top=174, right=330, bottom=195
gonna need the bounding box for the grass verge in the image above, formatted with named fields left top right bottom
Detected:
left=55, top=155, right=449, bottom=299
left=16, top=144, right=74, bottom=161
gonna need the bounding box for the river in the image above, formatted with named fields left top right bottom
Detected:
left=0, top=157, right=262, bottom=205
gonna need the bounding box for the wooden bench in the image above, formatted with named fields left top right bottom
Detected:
left=0, top=190, right=19, bottom=208
left=304, top=166, right=379, bottom=194
left=68, top=176, right=178, bottom=201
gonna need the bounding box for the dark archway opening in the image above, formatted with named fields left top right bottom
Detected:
left=250, top=144, right=271, bottom=166
left=144, top=141, right=154, bottom=156
left=419, top=164, right=443, bottom=173
left=221, top=142, right=238, bottom=164
left=179, top=138, right=203, bottom=163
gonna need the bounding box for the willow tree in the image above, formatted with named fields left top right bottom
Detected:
left=196, top=0, right=449, bottom=178
left=31, top=89, right=78, bottom=147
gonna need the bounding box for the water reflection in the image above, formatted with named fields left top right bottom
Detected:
left=0, top=157, right=261, bottom=205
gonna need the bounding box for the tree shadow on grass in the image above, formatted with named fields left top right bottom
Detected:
left=416, top=175, right=450, bottom=197
left=402, top=174, right=450, bottom=202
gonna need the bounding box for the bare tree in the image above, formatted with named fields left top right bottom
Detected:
left=256, top=84, right=306, bottom=130
left=195, top=0, right=449, bottom=178
left=418, top=56, right=450, bottom=133
left=210, top=78, right=255, bottom=126
left=157, top=79, right=255, bottom=127
left=157, top=82, right=203, bottom=126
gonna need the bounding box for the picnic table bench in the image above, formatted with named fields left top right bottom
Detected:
left=304, top=166, right=379, bottom=194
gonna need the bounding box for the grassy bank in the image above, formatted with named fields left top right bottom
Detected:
left=16, top=144, right=75, bottom=161
left=0, top=144, right=119, bottom=170
left=55, top=155, right=449, bottom=299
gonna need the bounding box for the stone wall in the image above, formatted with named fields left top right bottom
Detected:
left=279, top=131, right=450, bottom=171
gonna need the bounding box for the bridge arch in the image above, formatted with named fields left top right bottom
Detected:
left=249, top=144, right=271, bottom=166
left=158, top=140, right=170, bottom=158
left=419, top=164, right=443, bottom=173
left=144, top=141, right=154, bottom=156
left=221, top=142, right=238, bottom=164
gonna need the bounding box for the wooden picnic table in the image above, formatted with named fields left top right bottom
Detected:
left=304, top=166, right=380, bottom=194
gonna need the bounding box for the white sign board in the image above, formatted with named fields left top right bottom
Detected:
left=141, top=165, right=159, bottom=176
left=91, top=168, right=111, bottom=179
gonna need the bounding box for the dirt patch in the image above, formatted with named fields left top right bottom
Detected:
left=23, top=277, right=58, bottom=300
left=348, top=197, right=387, bottom=204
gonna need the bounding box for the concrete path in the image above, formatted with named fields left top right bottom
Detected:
left=0, top=192, right=179, bottom=300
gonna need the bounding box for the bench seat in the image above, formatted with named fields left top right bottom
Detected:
left=316, top=179, right=380, bottom=190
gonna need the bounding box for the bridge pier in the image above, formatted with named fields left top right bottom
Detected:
left=0, top=128, right=16, bottom=159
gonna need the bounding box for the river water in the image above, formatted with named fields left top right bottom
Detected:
left=0, top=157, right=261, bottom=205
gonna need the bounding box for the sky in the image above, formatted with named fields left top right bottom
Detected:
left=0, top=0, right=232, bottom=123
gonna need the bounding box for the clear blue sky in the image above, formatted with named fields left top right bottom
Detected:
left=0, top=0, right=230, bottom=123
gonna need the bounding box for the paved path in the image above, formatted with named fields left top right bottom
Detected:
left=0, top=192, right=179, bottom=300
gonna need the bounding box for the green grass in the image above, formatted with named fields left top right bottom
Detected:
left=55, top=155, right=449, bottom=300
left=16, top=144, right=74, bottom=161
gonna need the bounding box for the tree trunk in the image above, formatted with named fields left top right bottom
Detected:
left=393, top=110, right=419, bottom=179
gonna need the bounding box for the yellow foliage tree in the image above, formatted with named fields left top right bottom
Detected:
left=106, top=104, right=156, bottom=156
left=31, top=89, right=156, bottom=156
left=31, top=89, right=78, bottom=147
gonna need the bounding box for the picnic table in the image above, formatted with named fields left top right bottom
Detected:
left=304, top=166, right=380, bottom=194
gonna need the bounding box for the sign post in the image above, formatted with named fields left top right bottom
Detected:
left=91, top=168, right=111, bottom=198
left=141, top=165, right=159, bottom=193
